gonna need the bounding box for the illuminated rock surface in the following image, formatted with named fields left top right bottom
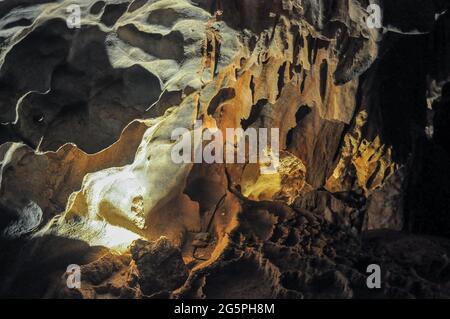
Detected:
left=0, top=0, right=450, bottom=298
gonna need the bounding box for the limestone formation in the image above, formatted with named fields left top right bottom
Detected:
left=0, top=0, right=449, bottom=299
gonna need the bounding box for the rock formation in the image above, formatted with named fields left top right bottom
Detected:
left=0, top=0, right=449, bottom=299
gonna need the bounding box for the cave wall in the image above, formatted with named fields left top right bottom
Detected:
left=0, top=0, right=449, bottom=298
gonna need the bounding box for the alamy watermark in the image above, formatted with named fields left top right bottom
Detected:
left=366, top=4, right=383, bottom=29
left=366, top=264, right=381, bottom=289
left=64, top=3, right=381, bottom=32
left=66, top=264, right=81, bottom=289
left=171, top=121, right=280, bottom=174
left=66, top=4, right=81, bottom=29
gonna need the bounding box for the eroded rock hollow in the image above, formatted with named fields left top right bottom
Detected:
left=0, top=0, right=450, bottom=299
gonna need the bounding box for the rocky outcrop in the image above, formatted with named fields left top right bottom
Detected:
left=130, top=237, right=189, bottom=296
left=52, top=199, right=450, bottom=299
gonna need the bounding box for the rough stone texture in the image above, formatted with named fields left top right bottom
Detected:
left=130, top=237, right=189, bottom=295
left=0, top=0, right=449, bottom=299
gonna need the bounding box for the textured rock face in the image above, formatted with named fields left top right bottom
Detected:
left=0, top=0, right=450, bottom=299
left=130, top=237, right=189, bottom=296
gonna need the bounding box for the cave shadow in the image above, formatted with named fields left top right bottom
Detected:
left=0, top=234, right=109, bottom=298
